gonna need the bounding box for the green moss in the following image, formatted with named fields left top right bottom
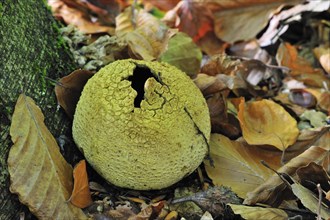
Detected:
left=0, top=3, right=3, bottom=17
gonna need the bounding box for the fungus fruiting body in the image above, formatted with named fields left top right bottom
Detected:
left=72, top=59, right=210, bottom=190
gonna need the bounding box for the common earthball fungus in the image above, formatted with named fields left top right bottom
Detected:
left=72, top=59, right=210, bottom=190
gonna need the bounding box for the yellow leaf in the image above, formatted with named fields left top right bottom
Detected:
left=228, top=204, right=288, bottom=220
left=8, top=94, right=87, bottom=220
left=204, top=134, right=281, bottom=198
left=238, top=99, right=299, bottom=151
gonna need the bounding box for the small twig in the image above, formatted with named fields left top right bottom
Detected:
left=316, top=184, right=322, bottom=220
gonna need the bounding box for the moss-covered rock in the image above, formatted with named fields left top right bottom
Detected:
left=73, top=59, right=210, bottom=190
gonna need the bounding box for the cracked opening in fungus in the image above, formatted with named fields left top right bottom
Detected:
left=128, top=66, right=156, bottom=108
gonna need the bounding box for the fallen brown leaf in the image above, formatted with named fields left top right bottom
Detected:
left=314, top=45, right=330, bottom=74
left=69, top=160, right=93, bottom=209
left=163, top=0, right=213, bottom=42
left=8, top=94, right=87, bottom=220
left=276, top=42, right=330, bottom=88
left=244, top=129, right=330, bottom=206
left=205, top=134, right=282, bottom=199
left=49, top=0, right=115, bottom=34
left=296, top=162, right=330, bottom=196
left=55, top=69, right=94, bottom=118
left=238, top=99, right=299, bottom=151
left=212, top=0, right=286, bottom=43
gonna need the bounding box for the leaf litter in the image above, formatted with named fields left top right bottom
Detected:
left=8, top=0, right=330, bottom=219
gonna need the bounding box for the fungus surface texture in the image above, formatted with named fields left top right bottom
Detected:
left=72, top=59, right=210, bottom=190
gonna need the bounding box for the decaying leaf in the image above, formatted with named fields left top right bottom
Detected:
left=238, top=99, right=299, bottom=151
left=204, top=134, right=282, bottom=198
left=55, top=69, right=94, bottom=118
left=296, top=162, right=330, bottom=195
left=228, top=204, right=288, bottom=220
left=244, top=130, right=330, bottom=206
left=8, top=94, right=87, bottom=220
left=162, top=0, right=213, bottom=42
left=48, top=0, right=115, bottom=34
left=69, top=160, right=93, bottom=209
left=276, top=42, right=330, bottom=88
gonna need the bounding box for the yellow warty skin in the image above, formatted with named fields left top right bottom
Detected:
left=72, top=59, right=210, bottom=190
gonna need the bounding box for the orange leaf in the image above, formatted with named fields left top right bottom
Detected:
left=238, top=99, right=299, bottom=151
left=69, top=160, right=93, bottom=209
left=163, top=1, right=213, bottom=42
left=276, top=42, right=330, bottom=88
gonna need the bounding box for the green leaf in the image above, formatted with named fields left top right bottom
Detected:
left=160, top=32, right=202, bottom=77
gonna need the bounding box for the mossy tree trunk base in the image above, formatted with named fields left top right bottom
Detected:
left=0, top=1, right=78, bottom=219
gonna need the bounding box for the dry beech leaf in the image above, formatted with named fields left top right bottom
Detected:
left=163, top=0, right=213, bottom=42
left=296, top=162, right=330, bottom=195
left=314, top=45, right=330, bottom=74
left=211, top=0, right=287, bottom=43
left=48, top=0, right=114, bottom=34
left=238, top=99, right=299, bottom=151
left=69, top=160, right=93, bottom=209
left=55, top=69, right=94, bottom=118
left=244, top=130, right=330, bottom=206
left=204, top=134, right=282, bottom=198
left=8, top=94, right=87, bottom=220
left=284, top=126, right=329, bottom=162
left=276, top=42, right=330, bottom=88
left=126, top=22, right=174, bottom=61
left=115, top=6, right=160, bottom=38
left=228, top=204, right=288, bottom=220
left=291, top=182, right=330, bottom=219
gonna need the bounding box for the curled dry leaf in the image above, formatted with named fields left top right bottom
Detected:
left=289, top=88, right=317, bottom=108
left=55, top=69, right=94, bottom=118
left=115, top=6, right=160, bottom=38
left=314, top=45, right=330, bottom=74
left=244, top=129, right=330, bottom=206
left=238, top=99, right=299, bottom=151
left=276, top=42, right=330, bottom=88
left=8, top=94, right=87, bottom=220
left=204, top=134, right=282, bottom=199
left=228, top=204, right=288, bottom=220
left=48, top=0, right=115, bottom=34
left=69, top=160, right=93, bottom=209
left=296, top=162, right=330, bottom=195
